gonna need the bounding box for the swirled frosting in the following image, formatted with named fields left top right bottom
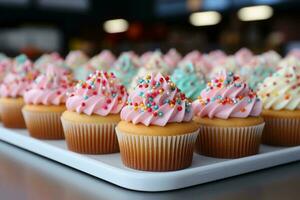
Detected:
left=0, top=55, right=39, bottom=98
left=74, top=50, right=116, bottom=80
left=24, top=64, right=74, bottom=105
left=182, top=50, right=202, bottom=63
left=34, top=52, right=64, bottom=73
left=257, top=66, right=300, bottom=110
left=66, top=70, right=127, bottom=116
left=65, top=50, right=89, bottom=69
left=235, top=48, right=254, bottom=66
left=171, top=61, right=206, bottom=100
left=121, top=73, right=193, bottom=126
left=0, top=54, right=12, bottom=82
left=163, top=48, right=182, bottom=69
left=130, top=51, right=170, bottom=90
left=193, top=70, right=262, bottom=119
left=109, top=52, right=139, bottom=88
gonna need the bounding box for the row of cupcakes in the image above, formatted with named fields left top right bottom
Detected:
left=0, top=54, right=299, bottom=171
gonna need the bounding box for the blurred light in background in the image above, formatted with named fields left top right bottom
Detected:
left=0, top=0, right=28, bottom=6
left=103, top=19, right=129, bottom=34
left=238, top=5, right=273, bottom=21
left=189, top=11, right=221, bottom=26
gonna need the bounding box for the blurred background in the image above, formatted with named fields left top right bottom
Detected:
left=0, top=0, right=299, bottom=58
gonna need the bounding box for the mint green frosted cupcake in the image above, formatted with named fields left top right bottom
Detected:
left=109, top=52, right=139, bottom=88
left=171, top=61, right=206, bottom=100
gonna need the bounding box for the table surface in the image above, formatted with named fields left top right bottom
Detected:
left=0, top=141, right=300, bottom=200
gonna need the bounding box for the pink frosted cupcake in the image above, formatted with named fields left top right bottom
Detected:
left=61, top=70, right=128, bottom=154
left=116, top=73, right=199, bottom=171
left=0, top=55, right=39, bottom=128
left=22, top=64, right=74, bottom=139
left=193, top=70, right=264, bottom=158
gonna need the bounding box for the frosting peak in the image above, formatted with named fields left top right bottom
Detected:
left=24, top=64, right=74, bottom=105
left=121, top=73, right=193, bottom=126
left=66, top=70, right=127, bottom=116
left=0, top=55, right=39, bottom=98
left=193, top=70, right=262, bottom=119
left=257, top=66, right=300, bottom=110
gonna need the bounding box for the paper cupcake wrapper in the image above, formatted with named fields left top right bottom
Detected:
left=61, top=118, right=119, bottom=154
left=0, top=100, right=25, bottom=128
left=195, top=123, right=264, bottom=159
left=116, top=129, right=199, bottom=171
left=22, top=109, right=64, bottom=139
left=263, top=117, right=300, bottom=146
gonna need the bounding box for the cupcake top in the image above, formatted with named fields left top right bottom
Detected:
left=163, top=48, right=182, bottom=69
left=140, top=51, right=153, bottom=65
left=34, top=52, right=64, bottom=73
left=66, top=71, right=127, bottom=116
left=171, top=61, right=206, bottom=100
left=260, top=50, right=281, bottom=67
left=24, top=64, right=74, bottom=105
left=86, top=50, right=116, bottom=71
left=121, top=73, right=193, bottom=126
left=239, top=56, right=275, bottom=90
left=208, top=56, right=238, bottom=79
left=0, top=55, right=39, bottom=98
left=0, top=54, right=12, bottom=82
left=109, top=53, right=139, bottom=88
left=65, top=50, right=89, bottom=69
left=193, top=70, right=262, bottom=119
left=182, top=50, right=202, bottom=62
left=257, top=66, right=300, bottom=110
left=235, top=48, right=254, bottom=66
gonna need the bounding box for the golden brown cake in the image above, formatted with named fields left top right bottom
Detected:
left=0, top=97, right=26, bottom=128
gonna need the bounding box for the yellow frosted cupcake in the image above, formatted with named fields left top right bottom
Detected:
left=22, top=64, right=74, bottom=139
left=193, top=70, right=264, bottom=158
left=0, top=55, right=39, bottom=128
left=257, top=66, right=300, bottom=146
left=116, top=73, right=199, bottom=171
left=61, top=70, right=128, bottom=154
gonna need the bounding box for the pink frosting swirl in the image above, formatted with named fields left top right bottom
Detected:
left=66, top=70, right=127, bottom=116
left=192, top=70, right=262, bottom=119
left=0, top=56, right=39, bottom=98
left=121, top=73, right=193, bottom=126
left=24, top=64, right=74, bottom=105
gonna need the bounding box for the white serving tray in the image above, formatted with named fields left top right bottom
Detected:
left=1, top=124, right=300, bottom=192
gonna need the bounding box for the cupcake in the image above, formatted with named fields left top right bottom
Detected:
left=22, top=64, right=74, bottom=139
left=193, top=70, right=264, bottom=158
left=171, top=61, right=206, bottom=100
left=235, top=48, right=254, bottom=67
left=116, top=73, right=199, bottom=171
left=0, top=55, right=39, bottom=128
left=74, top=50, right=116, bottom=80
left=109, top=52, right=139, bottom=89
left=61, top=70, right=127, bottom=154
left=65, top=50, right=89, bottom=70
left=257, top=66, right=300, bottom=146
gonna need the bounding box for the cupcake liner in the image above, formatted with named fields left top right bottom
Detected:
left=0, top=100, right=25, bottom=128
left=22, top=109, right=64, bottom=139
left=116, top=129, right=199, bottom=171
left=195, top=123, right=264, bottom=159
left=61, top=118, right=119, bottom=154
left=262, top=117, right=300, bottom=146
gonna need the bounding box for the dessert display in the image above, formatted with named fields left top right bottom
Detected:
left=0, top=48, right=299, bottom=171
